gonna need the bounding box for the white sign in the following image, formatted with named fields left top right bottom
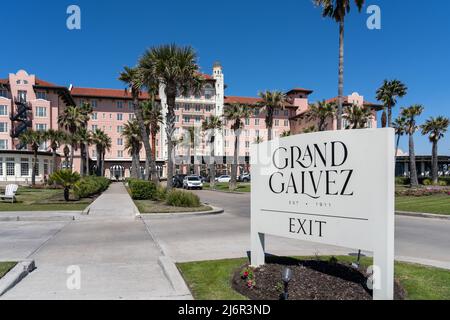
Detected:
left=250, top=128, right=395, bottom=300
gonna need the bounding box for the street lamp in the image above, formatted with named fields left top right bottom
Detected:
left=280, top=267, right=292, bottom=300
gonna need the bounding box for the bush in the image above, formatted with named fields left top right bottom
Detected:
left=166, top=190, right=201, bottom=208
left=74, top=176, right=111, bottom=199
left=395, top=177, right=410, bottom=185
left=439, top=177, right=450, bottom=186
left=155, top=186, right=167, bottom=201
left=128, top=179, right=157, bottom=200
left=423, top=179, right=432, bottom=186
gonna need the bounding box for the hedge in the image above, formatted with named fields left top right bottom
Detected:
left=128, top=179, right=157, bottom=200
left=166, top=190, right=201, bottom=208
left=74, top=176, right=111, bottom=198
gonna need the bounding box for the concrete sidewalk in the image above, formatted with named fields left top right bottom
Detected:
left=2, top=183, right=190, bottom=300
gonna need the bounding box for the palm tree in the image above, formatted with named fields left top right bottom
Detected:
left=421, top=116, right=449, bottom=184
left=45, top=129, right=67, bottom=174
left=376, top=80, right=408, bottom=128
left=123, top=120, right=142, bottom=179
left=305, top=101, right=336, bottom=131
left=141, top=100, right=164, bottom=182
left=19, top=130, right=46, bottom=186
left=139, top=44, right=203, bottom=190
left=50, top=169, right=80, bottom=202
left=314, top=0, right=365, bottom=129
left=202, top=115, right=223, bottom=189
left=91, top=129, right=111, bottom=177
left=342, top=104, right=373, bottom=129
left=224, top=103, right=252, bottom=191
left=258, top=90, right=286, bottom=141
left=392, top=116, right=407, bottom=158
left=119, top=66, right=153, bottom=181
left=58, top=106, right=86, bottom=170
left=401, top=105, right=424, bottom=188
left=75, top=128, right=92, bottom=177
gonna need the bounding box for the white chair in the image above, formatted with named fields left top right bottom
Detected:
left=1, top=184, right=18, bottom=203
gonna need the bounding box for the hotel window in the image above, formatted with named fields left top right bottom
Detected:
left=0, top=90, right=8, bottom=98
left=36, top=124, right=47, bottom=131
left=92, top=125, right=98, bottom=131
left=6, top=158, right=15, bottom=176
left=184, top=104, right=190, bottom=111
left=255, top=119, right=260, bottom=126
left=175, top=115, right=180, bottom=123
left=195, top=105, right=201, bottom=112
left=245, top=130, right=250, bottom=137
left=103, top=113, right=106, bottom=119
left=195, top=116, right=201, bottom=123
left=284, top=110, right=289, bottom=117
left=20, top=158, right=29, bottom=177
left=92, top=113, right=98, bottom=120
left=117, top=113, right=123, bottom=121
left=117, top=126, right=124, bottom=133
left=117, top=101, right=124, bottom=109
left=18, top=91, right=27, bottom=102
left=0, top=122, right=7, bottom=133
left=0, top=158, right=3, bottom=175
left=275, top=120, right=280, bottom=127
left=117, top=150, right=124, bottom=158
left=245, top=141, right=250, bottom=148
left=0, top=105, right=7, bottom=116
left=224, top=141, right=229, bottom=148
left=254, top=109, right=260, bottom=116
left=0, top=140, right=8, bottom=150
left=128, top=101, right=133, bottom=109
left=44, top=160, right=49, bottom=176
left=284, top=120, right=289, bottom=126
left=183, top=116, right=190, bottom=123
left=34, top=160, right=40, bottom=176
left=245, top=119, right=250, bottom=126
left=35, top=107, right=47, bottom=118
left=255, top=130, right=260, bottom=137
left=175, top=104, right=180, bottom=111
left=117, top=138, right=123, bottom=146
left=36, top=92, right=47, bottom=100
left=39, top=141, right=48, bottom=151
left=129, top=113, right=135, bottom=120
left=224, top=129, right=228, bottom=137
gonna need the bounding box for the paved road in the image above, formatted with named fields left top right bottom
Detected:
left=146, top=190, right=450, bottom=269
left=1, top=183, right=189, bottom=300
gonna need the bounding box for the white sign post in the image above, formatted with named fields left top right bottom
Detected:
left=250, top=128, right=395, bottom=300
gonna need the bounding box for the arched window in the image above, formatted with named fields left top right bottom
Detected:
left=204, top=84, right=214, bottom=100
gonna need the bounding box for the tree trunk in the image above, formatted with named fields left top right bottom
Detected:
left=32, top=149, right=37, bottom=186
left=70, top=143, right=75, bottom=171
left=165, top=86, right=177, bottom=191
left=387, top=105, right=393, bottom=128
left=133, top=93, right=152, bottom=181
left=230, top=132, right=240, bottom=191
left=431, top=141, right=439, bottom=184
left=337, top=19, right=345, bottom=130
left=80, top=144, right=86, bottom=177
left=130, top=148, right=139, bottom=179
left=150, top=130, right=159, bottom=184
left=64, top=187, right=70, bottom=202
left=85, top=143, right=90, bottom=176
left=267, top=127, right=272, bottom=142
left=96, top=146, right=101, bottom=176
left=101, top=151, right=106, bottom=177
left=209, top=135, right=216, bottom=189
left=409, top=133, right=419, bottom=188
left=52, top=149, right=58, bottom=174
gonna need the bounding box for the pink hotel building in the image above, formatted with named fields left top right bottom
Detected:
left=0, top=67, right=380, bottom=182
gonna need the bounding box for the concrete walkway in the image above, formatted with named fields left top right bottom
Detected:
left=2, top=183, right=190, bottom=300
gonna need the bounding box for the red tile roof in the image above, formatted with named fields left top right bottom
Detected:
left=35, top=78, right=59, bottom=87
left=224, top=96, right=262, bottom=105
left=71, top=87, right=151, bottom=100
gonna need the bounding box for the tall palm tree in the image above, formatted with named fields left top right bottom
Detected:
left=19, top=130, right=46, bottom=186
left=224, top=103, right=252, bottom=191
left=58, top=106, right=86, bottom=171
left=141, top=100, right=163, bottom=182
left=376, top=80, right=408, bottom=128
left=401, top=105, right=424, bottom=188
left=342, top=104, right=373, bottom=129
left=421, top=116, right=449, bottom=184
left=305, top=101, right=336, bottom=131
left=45, top=129, right=67, bottom=174
left=119, top=66, right=153, bottom=181
left=392, top=116, right=407, bottom=158
left=139, top=44, right=203, bottom=190
left=123, top=120, right=143, bottom=179
left=314, top=0, right=365, bottom=129
left=202, top=115, right=223, bottom=189
left=186, top=126, right=197, bottom=175
left=91, top=129, right=111, bottom=177
left=258, top=90, right=286, bottom=141
left=76, top=128, right=92, bottom=177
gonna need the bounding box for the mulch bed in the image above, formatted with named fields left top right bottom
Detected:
left=232, top=256, right=406, bottom=300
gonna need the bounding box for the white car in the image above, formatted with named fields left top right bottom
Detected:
left=183, top=176, right=203, bottom=190
left=215, top=175, right=232, bottom=183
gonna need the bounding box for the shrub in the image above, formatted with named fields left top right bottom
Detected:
left=50, top=170, right=81, bottom=201
left=155, top=186, right=167, bottom=201
left=395, top=177, right=410, bottom=185
left=423, top=179, right=432, bottom=186
left=439, top=180, right=447, bottom=187
left=128, top=179, right=157, bottom=200
left=166, top=190, right=201, bottom=208
left=74, top=176, right=111, bottom=199
left=439, top=177, right=450, bottom=186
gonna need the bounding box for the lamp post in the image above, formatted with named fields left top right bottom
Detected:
left=280, top=267, right=292, bottom=300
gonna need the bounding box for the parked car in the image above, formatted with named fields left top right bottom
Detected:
left=172, top=174, right=187, bottom=188
left=183, top=175, right=203, bottom=190
left=215, top=175, right=232, bottom=183
left=238, top=173, right=251, bottom=182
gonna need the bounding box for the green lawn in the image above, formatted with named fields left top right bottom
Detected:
left=135, top=200, right=212, bottom=214
left=178, top=256, right=450, bottom=300
left=396, top=194, right=450, bottom=215
left=0, top=187, right=92, bottom=212
left=0, top=262, right=16, bottom=279
left=203, top=183, right=251, bottom=193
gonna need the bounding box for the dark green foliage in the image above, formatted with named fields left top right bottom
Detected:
left=166, top=190, right=201, bottom=208
left=74, top=176, right=111, bottom=199
left=128, top=179, right=157, bottom=200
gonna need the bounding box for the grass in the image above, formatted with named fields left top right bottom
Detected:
left=0, top=187, right=93, bottom=212
left=177, top=256, right=450, bottom=300
left=0, top=262, right=16, bottom=279
left=396, top=194, right=450, bottom=215
left=203, top=183, right=251, bottom=193
left=134, top=200, right=212, bottom=214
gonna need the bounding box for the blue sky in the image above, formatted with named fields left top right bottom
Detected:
left=1, top=0, right=449, bottom=155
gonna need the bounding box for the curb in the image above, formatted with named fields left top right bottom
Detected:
left=204, top=189, right=247, bottom=195
left=158, top=256, right=193, bottom=299
left=138, top=206, right=224, bottom=219
left=0, top=260, right=35, bottom=297
left=396, top=211, right=450, bottom=220
left=0, top=214, right=79, bottom=222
